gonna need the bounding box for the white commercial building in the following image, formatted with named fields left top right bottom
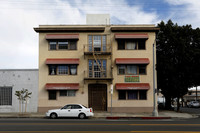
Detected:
left=0, top=69, right=38, bottom=113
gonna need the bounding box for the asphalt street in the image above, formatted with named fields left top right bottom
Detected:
left=0, top=118, right=200, bottom=133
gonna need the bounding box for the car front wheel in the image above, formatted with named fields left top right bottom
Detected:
left=79, top=113, right=86, bottom=119
left=50, top=113, right=57, bottom=119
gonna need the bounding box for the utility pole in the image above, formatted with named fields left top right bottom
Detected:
left=196, top=86, right=198, bottom=101
left=152, top=43, right=158, bottom=116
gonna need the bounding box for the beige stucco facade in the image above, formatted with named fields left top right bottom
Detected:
left=34, top=25, right=159, bottom=113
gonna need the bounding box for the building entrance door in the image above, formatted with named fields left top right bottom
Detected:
left=88, top=84, right=107, bottom=111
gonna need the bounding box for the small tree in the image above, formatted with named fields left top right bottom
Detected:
left=15, top=88, right=32, bottom=113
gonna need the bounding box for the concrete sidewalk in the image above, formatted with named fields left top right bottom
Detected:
left=95, top=110, right=197, bottom=119
left=0, top=110, right=197, bottom=119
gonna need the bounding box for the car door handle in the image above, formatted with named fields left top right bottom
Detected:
left=68, top=110, right=70, bottom=112
left=79, top=110, right=81, bottom=111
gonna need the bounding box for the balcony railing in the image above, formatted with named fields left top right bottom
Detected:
left=84, top=70, right=113, bottom=81
left=84, top=44, right=112, bottom=55
left=89, top=70, right=106, bottom=78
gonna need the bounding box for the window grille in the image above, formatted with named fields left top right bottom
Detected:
left=0, top=87, right=12, bottom=106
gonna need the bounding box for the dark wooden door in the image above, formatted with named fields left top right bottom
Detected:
left=88, top=84, right=107, bottom=111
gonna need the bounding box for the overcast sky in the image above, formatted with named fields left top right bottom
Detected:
left=0, top=0, right=200, bottom=69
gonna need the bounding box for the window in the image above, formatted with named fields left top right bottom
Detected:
left=118, top=90, right=147, bottom=100
left=94, top=60, right=101, bottom=77
left=49, top=40, right=77, bottom=50
left=118, top=90, right=126, bottom=100
left=48, top=90, right=56, bottom=100
left=128, top=90, right=138, bottom=99
left=88, top=35, right=107, bottom=52
left=138, top=40, right=145, bottom=49
left=118, top=40, right=146, bottom=50
left=127, top=65, right=137, bottom=75
left=118, top=40, right=125, bottom=50
left=70, top=65, right=77, bottom=75
left=58, top=66, right=68, bottom=75
left=102, top=36, right=106, bottom=51
left=63, top=105, right=72, bottom=109
left=72, top=105, right=82, bottom=109
left=89, top=60, right=93, bottom=77
left=139, top=65, right=146, bottom=75
left=102, top=60, right=106, bottom=77
left=126, top=41, right=136, bottom=50
left=139, top=90, right=147, bottom=100
left=49, top=42, right=57, bottom=50
left=118, top=65, right=147, bottom=75
left=88, top=59, right=107, bottom=78
left=93, top=36, right=101, bottom=51
left=0, top=87, right=12, bottom=106
left=60, top=90, right=75, bottom=96
left=58, top=41, right=68, bottom=49
left=49, top=65, right=57, bottom=75
left=70, top=41, right=77, bottom=50
left=62, top=105, right=82, bottom=109
left=118, top=65, right=125, bottom=74
left=48, top=65, right=77, bottom=75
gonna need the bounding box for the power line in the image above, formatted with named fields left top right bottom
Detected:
left=0, top=1, right=199, bottom=12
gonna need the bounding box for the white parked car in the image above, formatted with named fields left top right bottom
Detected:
left=46, top=104, right=94, bottom=119
left=188, top=101, right=200, bottom=108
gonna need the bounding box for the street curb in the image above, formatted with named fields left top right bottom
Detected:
left=0, top=116, right=172, bottom=120
left=106, top=117, right=171, bottom=120
left=141, top=117, right=171, bottom=119
left=0, top=116, right=45, bottom=118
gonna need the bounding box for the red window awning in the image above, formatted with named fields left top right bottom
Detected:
left=115, top=83, right=150, bottom=90
left=115, top=58, right=149, bottom=64
left=45, top=83, right=79, bottom=90
left=115, top=34, right=148, bottom=39
left=45, top=58, right=79, bottom=65
left=45, top=34, right=79, bottom=40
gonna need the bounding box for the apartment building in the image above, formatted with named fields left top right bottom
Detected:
left=34, top=24, right=159, bottom=113
left=184, top=89, right=200, bottom=102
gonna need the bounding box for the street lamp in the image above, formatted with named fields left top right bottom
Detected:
left=152, top=43, right=158, bottom=116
